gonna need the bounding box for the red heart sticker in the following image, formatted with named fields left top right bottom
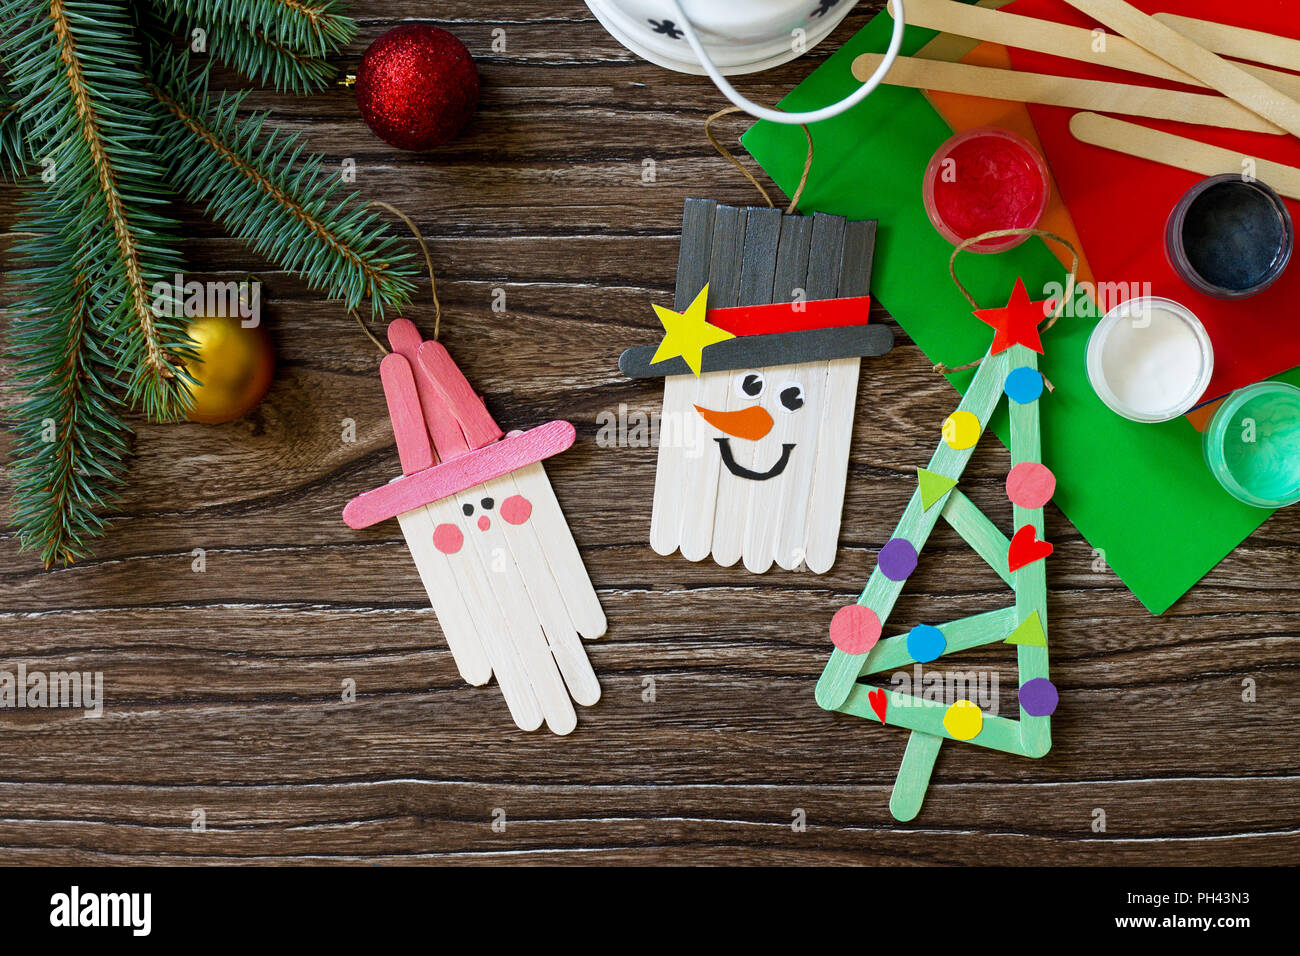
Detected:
left=868, top=687, right=888, bottom=723
left=1008, top=524, right=1053, bottom=572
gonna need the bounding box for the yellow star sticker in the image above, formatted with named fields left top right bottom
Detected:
left=649, top=284, right=734, bottom=377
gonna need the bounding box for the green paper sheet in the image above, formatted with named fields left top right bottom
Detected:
left=742, top=9, right=1300, bottom=614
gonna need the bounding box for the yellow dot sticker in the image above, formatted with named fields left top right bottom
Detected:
left=943, top=699, right=984, bottom=741
left=942, top=410, right=980, bottom=450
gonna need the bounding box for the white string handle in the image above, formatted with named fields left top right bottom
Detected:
left=670, top=0, right=907, bottom=125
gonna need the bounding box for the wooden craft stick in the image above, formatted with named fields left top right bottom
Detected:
left=803, top=217, right=875, bottom=575
left=379, top=353, right=434, bottom=475
left=1059, top=0, right=1300, bottom=138
left=776, top=213, right=847, bottom=575
left=648, top=200, right=716, bottom=557
left=342, top=420, right=575, bottom=528
left=508, top=461, right=607, bottom=641
left=1070, top=113, right=1300, bottom=201
left=387, top=318, right=468, bottom=460
left=678, top=205, right=746, bottom=563
left=1008, top=346, right=1050, bottom=758
left=397, top=505, right=495, bottom=688
left=714, top=206, right=783, bottom=571
left=890, top=732, right=943, bottom=823
left=455, top=482, right=577, bottom=735
left=768, top=215, right=817, bottom=572
left=1152, top=12, right=1300, bottom=74
left=851, top=53, right=1283, bottom=133
left=890, top=0, right=1300, bottom=101
left=417, top=340, right=504, bottom=451
left=839, top=682, right=1027, bottom=754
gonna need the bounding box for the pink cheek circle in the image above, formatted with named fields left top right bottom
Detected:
left=432, top=523, right=463, bottom=555
left=501, top=494, right=532, bottom=525
left=477, top=515, right=490, bottom=531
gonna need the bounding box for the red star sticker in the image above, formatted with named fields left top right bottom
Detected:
left=972, top=278, right=1054, bottom=355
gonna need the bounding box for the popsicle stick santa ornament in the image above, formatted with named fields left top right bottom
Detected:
left=621, top=199, right=894, bottom=573
left=343, top=319, right=605, bottom=735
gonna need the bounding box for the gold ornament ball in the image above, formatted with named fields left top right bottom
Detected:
left=181, top=315, right=275, bottom=424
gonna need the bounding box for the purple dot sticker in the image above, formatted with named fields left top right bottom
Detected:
left=907, top=624, right=946, bottom=663
left=1004, top=366, right=1044, bottom=404
left=829, top=605, right=881, bottom=655
left=1018, top=677, right=1059, bottom=717
left=877, top=538, right=918, bottom=581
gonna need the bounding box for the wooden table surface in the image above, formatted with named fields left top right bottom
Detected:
left=1, top=0, right=1296, bottom=866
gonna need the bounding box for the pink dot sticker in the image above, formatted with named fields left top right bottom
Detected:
left=432, top=522, right=463, bottom=554
left=1006, top=462, right=1056, bottom=509
left=501, top=494, right=532, bottom=525
left=830, top=605, right=882, bottom=655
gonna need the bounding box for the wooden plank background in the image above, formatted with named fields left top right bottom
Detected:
left=0, top=0, right=1296, bottom=865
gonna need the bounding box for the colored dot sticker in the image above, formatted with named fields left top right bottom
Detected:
left=877, top=538, right=918, bottom=581
left=501, top=494, right=532, bottom=525
left=907, top=624, right=946, bottom=663
left=1006, top=461, right=1057, bottom=509
left=942, top=410, right=980, bottom=449
left=1004, top=366, right=1044, bottom=404
left=1018, top=677, right=1059, bottom=717
left=943, top=699, right=984, bottom=740
left=830, top=605, right=881, bottom=655
left=432, top=522, right=464, bottom=555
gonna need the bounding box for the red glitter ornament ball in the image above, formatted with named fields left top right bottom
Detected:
left=355, top=25, right=479, bottom=151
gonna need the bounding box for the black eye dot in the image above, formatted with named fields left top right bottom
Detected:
left=741, top=373, right=764, bottom=397
left=481, top=497, right=494, bottom=510
left=780, top=385, right=805, bottom=411
left=462, top=503, right=474, bottom=516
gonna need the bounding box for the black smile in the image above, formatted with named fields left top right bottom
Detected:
left=715, top=438, right=796, bottom=481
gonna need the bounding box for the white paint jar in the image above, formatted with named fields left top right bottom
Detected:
left=1085, top=296, right=1215, bottom=423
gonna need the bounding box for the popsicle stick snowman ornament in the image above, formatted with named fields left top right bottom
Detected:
left=343, top=319, right=605, bottom=735
left=621, top=199, right=894, bottom=573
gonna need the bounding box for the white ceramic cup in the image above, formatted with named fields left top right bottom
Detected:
left=585, top=0, right=905, bottom=124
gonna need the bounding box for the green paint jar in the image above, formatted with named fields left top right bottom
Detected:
left=1203, top=382, right=1300, bottom=508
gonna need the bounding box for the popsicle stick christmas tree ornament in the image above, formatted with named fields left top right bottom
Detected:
left=817, top=238, right=1069, bottom=821
left=344, top=319, right=606, bottom=736
left=620, top=199, right=894, bottom=574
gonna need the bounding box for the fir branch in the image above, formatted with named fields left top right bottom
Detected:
left=6, top=199, right=133, bottom=568
left=148, top=3, right=341, bottom=93
left=147, top=55, right=416, bottom=316
left=145, top=0, right=356, bottom=58
left=0, top=0, right=194, bottom=421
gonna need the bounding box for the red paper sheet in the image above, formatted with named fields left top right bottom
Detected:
left=1004, top=0, right=1300, bottom=402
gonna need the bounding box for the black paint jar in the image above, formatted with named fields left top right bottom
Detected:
left=1166, top=174, right=1293, bottom=299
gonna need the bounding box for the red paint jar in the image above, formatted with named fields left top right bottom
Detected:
left=923, top=127, right=1050, bottom=254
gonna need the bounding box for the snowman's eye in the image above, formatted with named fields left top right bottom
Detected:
left=462, top=503, right=474, bottom=516
left=735, top=371, right=765, bottom=398
left=778, top=382, right=805, bottom=412
left=481, top=497, right=494, bottom=510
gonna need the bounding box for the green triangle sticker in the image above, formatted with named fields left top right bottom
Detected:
left=917, top=468, right=958, bottom=512
left=1004, top=610, right=1047, bottom=647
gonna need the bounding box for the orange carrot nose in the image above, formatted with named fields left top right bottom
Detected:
left=694, top=404, right=774, bottom=441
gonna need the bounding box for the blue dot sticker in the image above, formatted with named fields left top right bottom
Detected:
left=907, top=624, right=946, bottom=663
left=1004, top=367, right=1044, bottom=404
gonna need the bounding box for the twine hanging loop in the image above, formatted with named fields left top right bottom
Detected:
left=933, top=227, right=1080, bottom=392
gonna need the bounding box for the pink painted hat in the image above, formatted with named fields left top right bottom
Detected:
left=342, top=319, right=574, bottom=529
